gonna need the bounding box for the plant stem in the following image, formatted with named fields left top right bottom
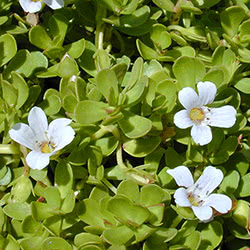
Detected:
left=116, top=143, right=128, bottom=172
left=95, top=3, right=106, bottom=50
left=19, top=145, right=30, bottom=177
left=102, top=178, right=117, bottom=194
left=90, top=126, right=110, bottom=141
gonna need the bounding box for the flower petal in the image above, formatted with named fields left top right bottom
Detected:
left=197, top=81, right=217, bottom=106
left=209, top=106, right=236, bottom=128
left=174, top=187, right=192, bottom=207
left=28, top=107, right=48, bottom=139
left=192, top=205, right=213, bottom=221
left=53, top=126, right=75, bottom=151
left=43, top=0, right=64, bottom=9
left=48, top=118, right=72, bottom=134
left=19, top=0, right=42, bottom=13
left=26, top=151, right=51, bottom=170
left=174, top=110, right=193, bottom=129
left=9, top=123, right=35, bottom=150
left=203, top=193, right=232, bottom=214
left=48, top=118, right=75, bottom=151
left=167, top=166, right=194, bottom=188
left=191, top=125, right=212, bottom=146
left=192, top=166, right=223, bottom=199
left=178, top=87, right=199, bottom=110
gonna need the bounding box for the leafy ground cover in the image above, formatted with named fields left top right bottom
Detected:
left=1, top=0, right=250, bottom=249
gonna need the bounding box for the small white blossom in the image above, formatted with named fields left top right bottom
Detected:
left=167, top=166, right=232, bottom=222
left=174, top=81, right=236, bottom=145
left=9, top=107, right=75, bottom=170
left=19, top=0, right=64, bottom=13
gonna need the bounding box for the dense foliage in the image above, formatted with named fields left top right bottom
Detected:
left=1, top=0, right=250, bottom=249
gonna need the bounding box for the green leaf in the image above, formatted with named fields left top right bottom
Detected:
left=78, top=198, right=116, bottom=228
left=57, top=54, right=79, bottom=78
left=156, top=79, right=176, bottom=112
left=239, top=19, right=250, bottom=43
left=219, top=170, right=240, bottom=194
left=123, top=75, right=148, bottom=108
left=44, top=187, right=61, bottom=210
left=235, top=172, right=250, bottom=197
left=98, top=0, right=122, bottom=13
left=49, top=14, right=69, bottom=46
left=55, top=161, right=73, bottom=199
left=3, top=203, right=31, bottom=220
left=95, top=49, right=111, bottom=71
left=61, top=190, right=75, bottom=214
left=0, top=34, right=17, bottom=67
left=220, top=6, right=245, bottom=37
left=150, top=24, right=171, bottom=50
left=1, top=79, right=17, bottom=107
left=209, top=136, right=238, bottom=165
left=118, top=110, right=152, bottom=139
left=173, top=56, right=206, bottom=89
left=40, top=94, right=61, bottom=116
left=22, top=215, right=43, bottom=234
left=3, top=235, right=20, bottom=250
left=118, top=19, right=155, bottom=36
left=4, top=49, right=31, bottom=78
left=0, top=167, right=12, bottom=185
left=165, top=147, right=185, bottom=168
left=75, top=100, right=109, bottom=124
left=199, top=221, right=223, bottom=249
left=136, top=39, right=158, bottom=60
left=234, top=78, right=250, bottom=94
left=31, top=202, right=54, bottom=221
left=123, top=136, right=161, bottom=157
left=74, top=232, right=103, bottom=247
left=78, top=40, right=97, bottom=77
left=64, top=38, right=86, bottom=58
left=120, top=6, right=150, bottom=28
left=232, top=200, right=249, bottom=228
left=152, top=0, right=174, bottom=12
left=10, top=175, right=32, bottom=203
left=107, top=195, right=150, bottom=226
left=103, top=225, right=134, bottom=246
left=41, top=237, right=72, bottom=250
left=63, top=94, right=78, bottom=113
left=29, top=26, right=52, bottom=49
left=117, top=179, right=139, bottom=202
left=94, top=136, right=119, bottom=157
left=11, top=72, right=29, bottom=109
left=121, top=0, right=139, bottom=14
left=96, top=69, right=119, bottom=103
left=28, top=51, right=48, bottom=76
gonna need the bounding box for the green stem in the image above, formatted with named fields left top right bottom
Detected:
left=19, top=145, right=30, bottom=177
left=116, top=143, right=127, bottom=172
left=95, top=3, right=106, bottom=50
left=90, top=126, right=110, bottom=141
left=102, top=178, right=117, bottom=194
left=0, top=144, right=19, bottom=154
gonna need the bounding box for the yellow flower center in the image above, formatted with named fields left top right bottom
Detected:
left=188, top=193, right=200, bottom=206
left=189, top=108, right=205, bottom=122
left=39, top=142, right=55, bottom=153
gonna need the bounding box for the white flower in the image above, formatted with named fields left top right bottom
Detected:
left=9, top=107, right=75, bottom=170
left=167, top=166, right=232, bottom=222
left=174, top=81, right=236, bottom=145
left=19, top=0, right=64, bottom=13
